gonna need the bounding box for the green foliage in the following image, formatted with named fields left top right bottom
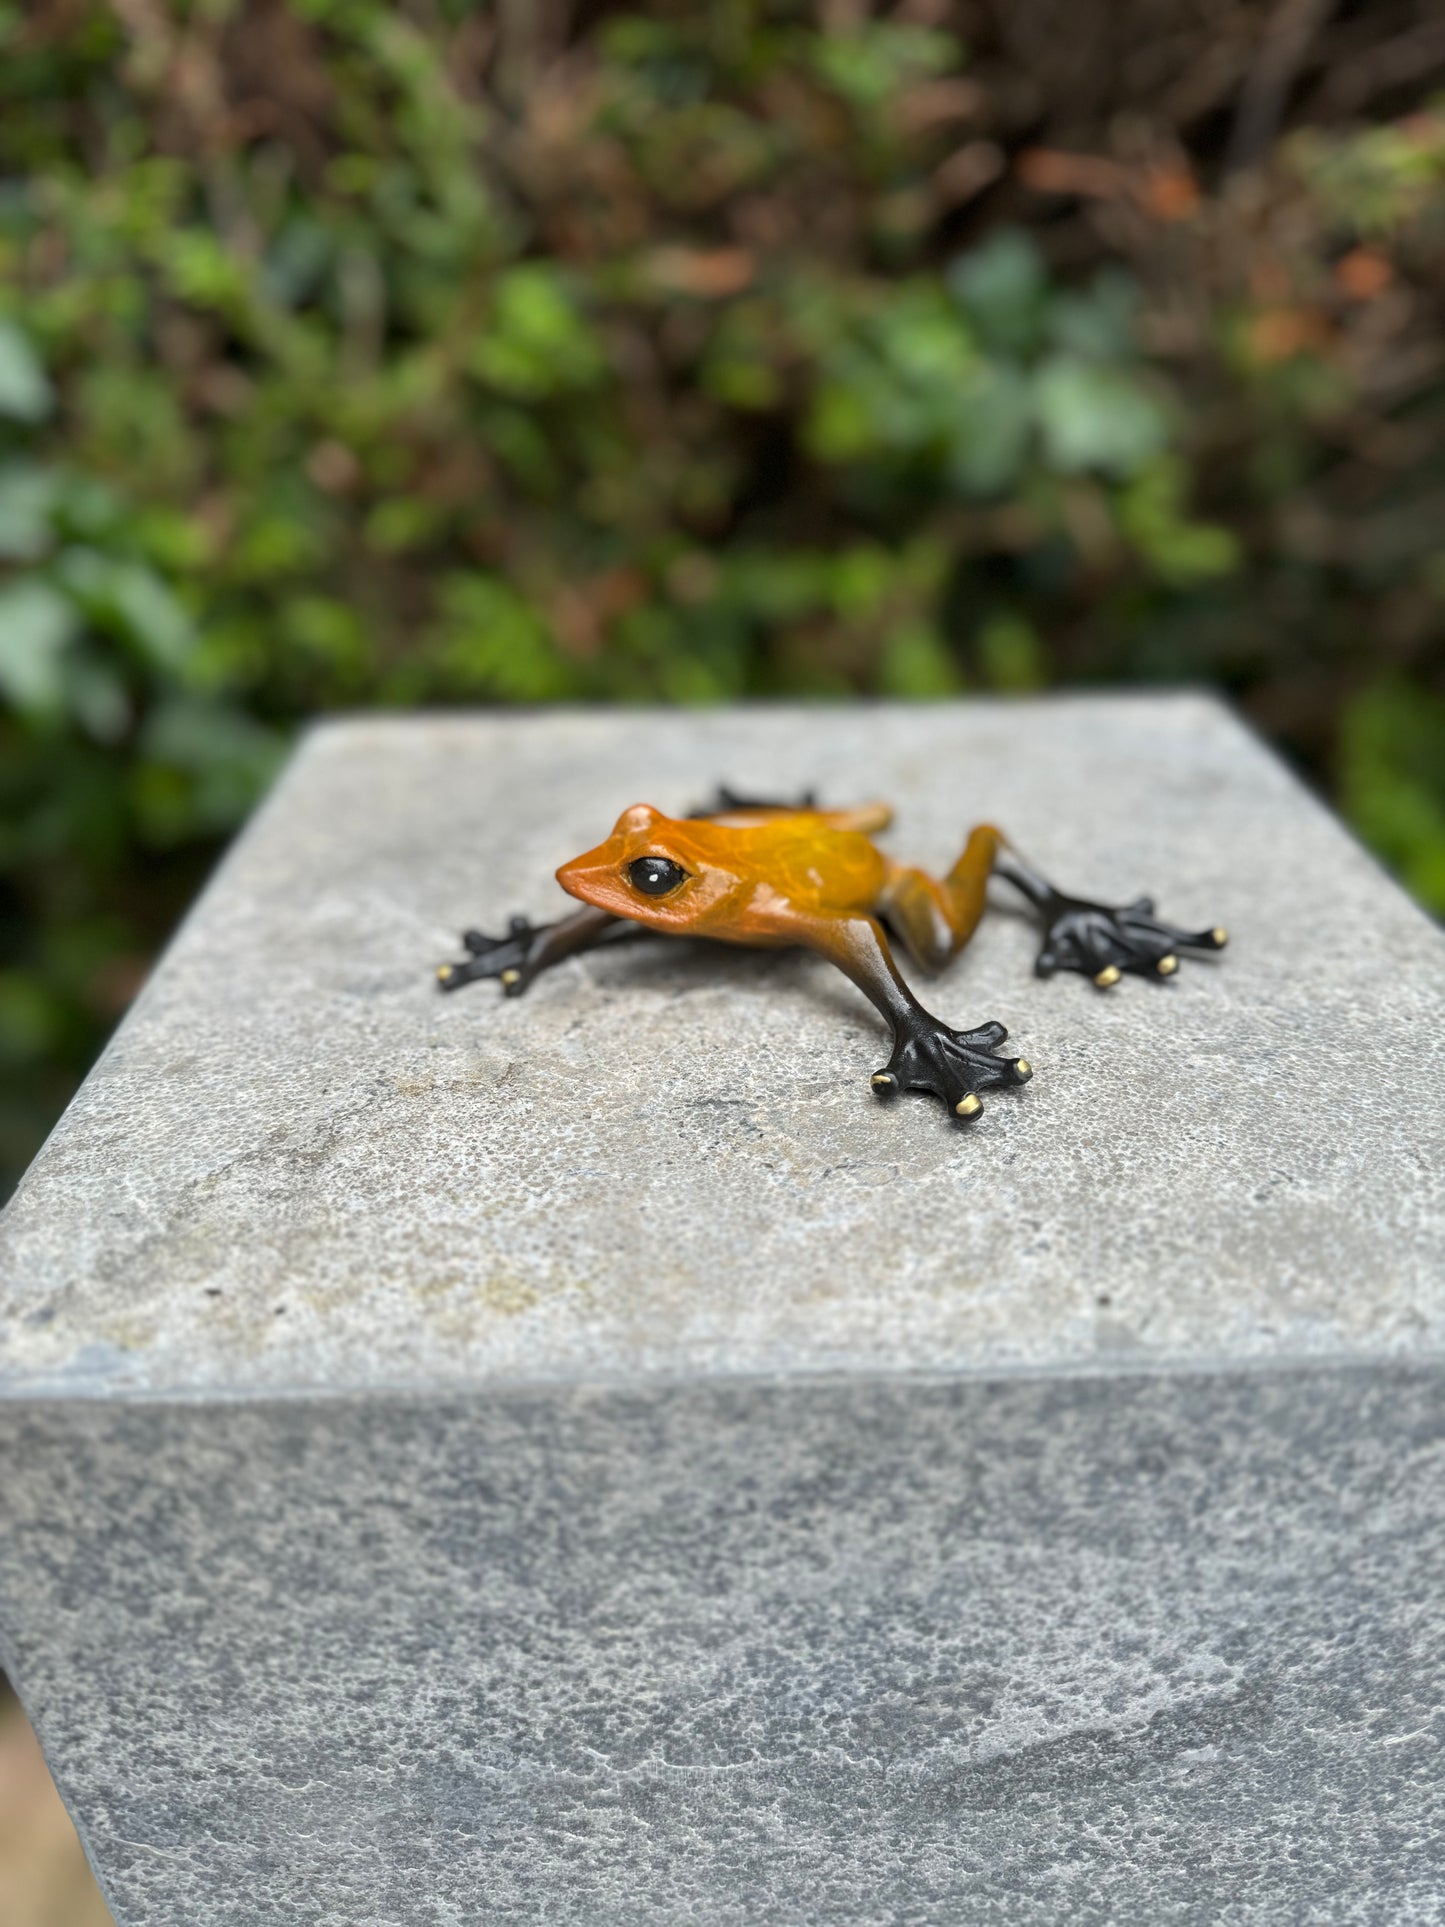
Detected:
left=1339, top=681, right=1445, bottom=912
left=0, top=1, right=1442, bottom=1193
left=0, top=321, right=53, bottom=422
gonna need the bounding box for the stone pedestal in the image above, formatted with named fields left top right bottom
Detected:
left=1, top=698, right=1441, bottom=1924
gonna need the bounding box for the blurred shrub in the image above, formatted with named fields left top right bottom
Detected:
left=0, top=0, right=1442, bottom=1192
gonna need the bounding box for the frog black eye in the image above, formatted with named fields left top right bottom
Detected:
left=628, top=856, right=689, bottom=897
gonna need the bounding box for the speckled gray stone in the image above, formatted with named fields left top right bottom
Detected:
left=3, top=696, right=1443, bottom=1394
left=0, top=699, right=1442, bottom=1925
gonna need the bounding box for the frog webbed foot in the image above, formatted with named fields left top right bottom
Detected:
left=436, top=916, right=545, bottom=997
left=687, top=783, right=818, bottom=819
left=1035, top=894, right=1228, bottom=989
left=870, top=1015, right=1033, bottom=1123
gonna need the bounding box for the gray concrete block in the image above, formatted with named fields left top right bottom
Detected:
left=1, top=698, right=1442, bottom=1923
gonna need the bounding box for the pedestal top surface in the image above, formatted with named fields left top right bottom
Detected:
left=2, top=696, right=1441, bottom=1398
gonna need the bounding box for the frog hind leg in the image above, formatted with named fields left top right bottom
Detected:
left=992, top=843, right=1228, bottom=989
left=437, top=904, right=649, bottom=998
left=881, top=825, right=1227, bottom=989
left=876, top=825, right=1002, bottom=973
left=802, top=911, right=1032, bottom=1122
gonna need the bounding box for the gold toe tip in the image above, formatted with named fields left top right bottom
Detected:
left=500, top=968, right=522, bottom=986
left=1212, top=926, right=1228, bottom=947
left=870, top=1072, right=897, bottom=1092
left=436, top=966, right=452, bottom=981
left=1093, top=964, right=1121, bottom=988
left=955, top=1093, right=983, bottom=1119
left=1014, top=1058, right=1033, bottom=1081
left=1156, top=953, right=1179, bottom=976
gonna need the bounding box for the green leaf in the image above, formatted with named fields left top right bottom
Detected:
left=136, top=699, right=288, bottom=841
left=976, top=611, right=1045, bottom=691
left=65, top=657, right=132, bottom=743
left=805, top=379, right=875, bottom=463
left=1034, top=356, right=1169, bottom=478
left=432, top=573, right=573, bottom=701
left=0, top=320, right=54, bottom=422
left=161, top=229, right=252, bottom=313
left=0, top=463, right=60, bottom=560
left=828, top=545, right=895, bottom=617
left=720, top=550, right=830, bottom=622
left=947, top=365, right=1034, bottom=497
left=878, top=621, right=962, bottom=697
left=55, top=552, right=196, bottom=671
left=1339, top=679, right=1445, bottom=914
left=1048, top=270, right=1140, bottom=360
left=263, top=216, right=335, bottom=309
left=947, top=232, right=1049, bottom=358
left=1118, top=458, right=1241, bottom=583
left=468, top=266, right=605, bottom=400
left=810, top=25, right=959, bottom=112
left=0, top=972, right=67, bottom=1068
left=0, top=577, right=79, bottom=718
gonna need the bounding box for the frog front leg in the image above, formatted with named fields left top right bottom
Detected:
left=437, top=904, right=649, bottom=998
left=806, top=915, right=1033, bottom=1122
left=992, top=845, right=1228, bottom=989
left=439, top=787, right=820, bottom=997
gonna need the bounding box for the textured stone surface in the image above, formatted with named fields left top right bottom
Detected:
left=1, top=696, right=1442, bottom=1397
left=1, top=699, right=1442, bottom=1925
left=2, top=1370, right=1443, bottom=1926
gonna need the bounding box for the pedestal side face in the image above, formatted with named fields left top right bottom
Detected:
left=0, top=698, right=1442, bottom=1396
left=0, top=1372, right=1441, bottom=1927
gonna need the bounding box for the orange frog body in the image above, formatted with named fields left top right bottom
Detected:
left=439, top=788, right=1227, bottom=1123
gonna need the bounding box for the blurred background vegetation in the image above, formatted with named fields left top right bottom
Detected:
left=1, top=0, right=1443, bottom=1199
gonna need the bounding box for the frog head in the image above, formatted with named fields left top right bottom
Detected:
left=556, top=804, right=746, bottom=933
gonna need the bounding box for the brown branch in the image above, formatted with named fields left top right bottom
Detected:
left=1226, top=0, right=1337, bottom=172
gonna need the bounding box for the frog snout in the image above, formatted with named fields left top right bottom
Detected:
left=555, top=855, right=595, bottom=900
left=556, top=850, right=619, bottom=910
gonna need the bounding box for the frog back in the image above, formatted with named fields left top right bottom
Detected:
left=744, top=814, right=889, bottom=916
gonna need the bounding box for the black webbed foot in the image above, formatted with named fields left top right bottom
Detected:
left=870, top=1016, right=1033, bottom=1123
left=437, top=915, right=543, bottom=996
left=992, top=848, right=1227, bottom=991
left=437, top=904, right=643, bottom=997
left=1034, top=894, right=1228, bottom=989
